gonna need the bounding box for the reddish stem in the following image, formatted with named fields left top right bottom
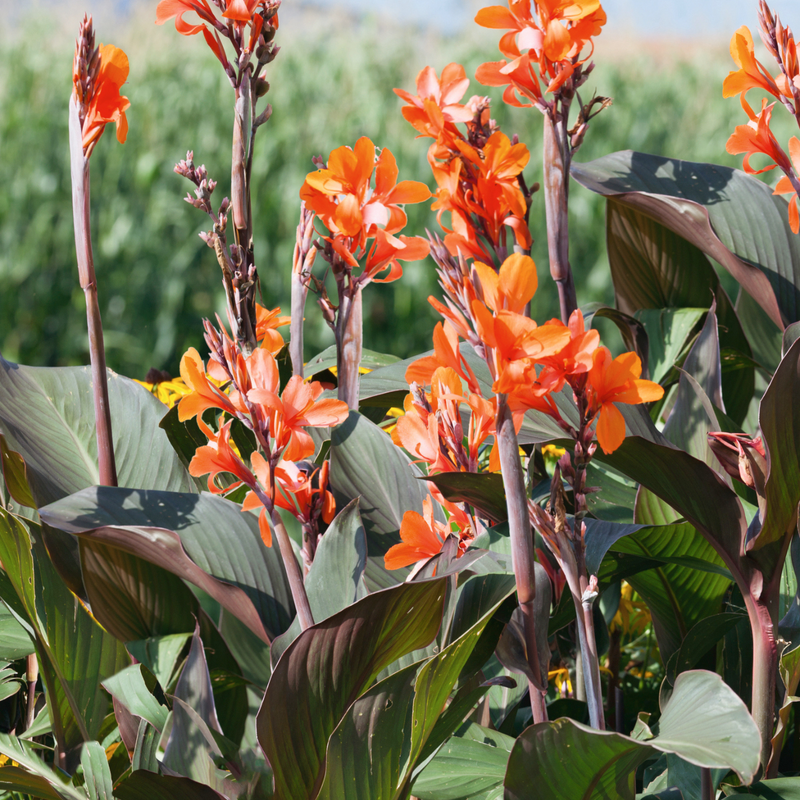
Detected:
left=542, top=111, right=577, bottom=324
left=337, top=284, right=363, bottom=411
left=496, top=394, right=548, bottom=722
left=69, top=96, right=117, bottom=487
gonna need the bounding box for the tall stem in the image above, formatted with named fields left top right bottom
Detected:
left=290, top=271, right=308, bottom=378
left=270, top=507, right=315, bottom=631
left=337, top=284, right=363, bottom=411
left=574, top=583, right=605, bottom=729
left=542, top=111, right=577, bottom=324
left=745, top=588, right=778, bottom=777
left=496, top=394, right=548, bottom=722
left=69, top=97, right=117, bottom=487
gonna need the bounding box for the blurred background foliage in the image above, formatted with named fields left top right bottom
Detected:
left=1, top=5, right=794, bottom=378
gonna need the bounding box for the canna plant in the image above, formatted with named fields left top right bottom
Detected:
left=2, top=1, right=800, bottom=800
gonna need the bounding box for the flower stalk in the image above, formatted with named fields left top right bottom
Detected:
left=68, top=16, right=128, bottom=487
left=496, top=394, right=548, bottom=722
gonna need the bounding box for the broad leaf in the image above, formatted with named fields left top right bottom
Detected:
left=39, top=487, right=294, bottom=642
left=426, top=473, right=507, bottom=523
left=256, top=578, right=447, bottom=800
left=102, top=665, right=169, bottom=732
left=610, top=522, right=731, bottom=663
left=635, top=309, right=706, bottom=386
left=114, top=771, right=228, bottom=800
left=755, top=337, right=800, bottom=548
left=411, top=727, right=513, bottom=800
left=504, top=670, right=760, bottom=799
left=0, top=734, right=86, bottom=800
left=572, top=151, right=797, bottom=327
left=0, top=357, right=193, bottom=507
left=80, top=741, right=114, bottom=800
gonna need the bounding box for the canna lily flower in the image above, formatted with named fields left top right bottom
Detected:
left=723, top=26, right=782, bottom=104
left=255, top=303, right=291, bottom=354
left=473, top=252, right=538, bottom=315
left=394, top=63, right=476, bottom=128
left=384, top=496, right=451, bottom=569
left=241, top=455, right=335, bottom=547
left=536, top=308, right=600, bottom=393
left=726, top=98, right=793, bottom=175
left=772, top=137, right=800, bottom=233
left=247, top=367, right=349, bottom=461
left=301, top=138, right=431, bottom=247
left=177, top=347, right=239, bottom=421
left=73, top=39, right=130, bottom=155
left=189, top=419, right=256, bottom=493
left=586, top=348, right=664, bottom=454
left=406, top=320, right=481, bottom=394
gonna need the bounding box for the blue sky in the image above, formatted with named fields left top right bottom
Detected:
left=293, top=0, right=776, bottom=37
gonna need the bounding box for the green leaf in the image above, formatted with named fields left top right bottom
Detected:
left=163, top=627, right=230, bottom=794
left=125, top=634, right=192, bottom=691
left=411, top=730, right=512, bottom=800
left=600, top=196, right=754, bottom=423
left=754, top=337, right=800, bottom=548
left=635, top=309, right=706, bottom=386
left=305, top=345, right=400, bottom=379
left=0, top=432, right=36, bottom=509
left=314, top=663, right=419, bottom=800
left=257, top=578, right=447, bottom=800
left=330, top=412, right=431, bottom=547
left=80, top=537, right=198, bottom=642
left=39, top=487, right=294, bottom=643
left=271, top=498, right=369, bottom=666
left=0, top=358, right=194, bottom=508
left=114, top=771, right=228, bottom=800
left=784, top=321, right=800, bottom=357
left=504, top=671, right=760, bottom=800
left=80, top=741, right=114, bottom=800
left=102, top=665, right=169, bottom=732
left=425, top=473, right=507, bottom=523
left=666, top=613, right=748, bottom=683
left=612, top=521, right=731, bottom=662
left=0, top=662, right=21, bottom=702
left=599, top=437, right=747, bottom=573
left=0, top=734, right=86, bottom=800
left=305, top=498, right=368, bottom=621
left=0, top=767, right=72, bottom=800
left=726, top=778, right=800, bottom=798
left=572, top=151, right=795, bottom=327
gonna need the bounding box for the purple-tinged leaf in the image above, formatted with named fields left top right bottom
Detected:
left=504, top=671, right=759, bottom=799
left=39, top=486, right=294, bottom=642
left=114, top=771, right=228, bottom=800
left=256, top=578, right=447, bottom=800
left=572, top=151, right=794, bottom=327
left=754, top=337, right=800, bottom=549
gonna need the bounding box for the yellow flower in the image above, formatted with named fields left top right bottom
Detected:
left=0, top=754, right=19, bottom=767
left=542, top=444, right=566, bottom=459
left=548, top=667, right=573, bottom=695
left=135, top=377, right=194, bottom=408
left=610, top=582, right=651, bottom=637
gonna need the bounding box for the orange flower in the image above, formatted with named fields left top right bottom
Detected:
left=726, top=98, right=793, bottom=175
left=74, top=44, right=130, bottom=154
left=773, top=137, right=800, bottom=233
left=473, top=252, right=537, bottom=315
left=189, top=419, right=255, bottom=493
left=586, top=348, right=664, bottom=454
left=241, top=456, right=335, bottom=547
left=475, top=0, right=606, bottom=102
left=723, top=26, right=782, bottom=104
left=156, top=0, right=217, bottom=35
left=177, top=347, right=239, bottom=421
left=537, top=308, right=600, bottom=393
left=255, top=303, right=290, bottom=354
left=300, top=137, right=431, bottom=246
left=406, top=320, right=481, bottom=394
left=247, top=366, right=349, bottom=461
left=394, top=63, right=476, bottom=131
left=384, top=496, right=449, bottom=569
